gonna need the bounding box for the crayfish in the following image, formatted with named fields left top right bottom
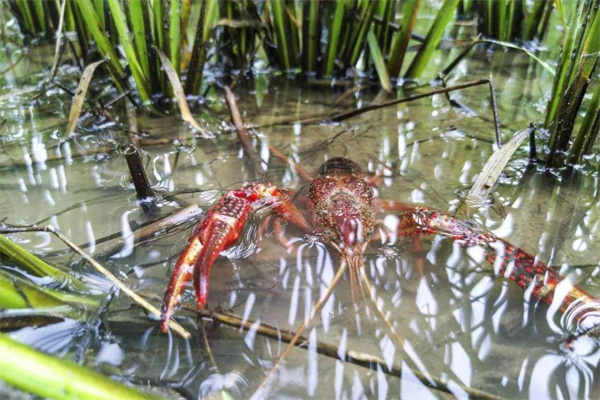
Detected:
left=160, top=158, right=600, bottom=346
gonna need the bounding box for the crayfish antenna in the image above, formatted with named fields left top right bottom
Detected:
left=358, top=262, right=405, bottom=347
left=346, top=252, right=369, bottom=306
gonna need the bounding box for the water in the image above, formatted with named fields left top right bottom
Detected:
left=1, top=23, right=600, bottom=400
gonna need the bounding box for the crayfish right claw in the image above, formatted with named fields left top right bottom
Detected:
left=160, top=194, right=252, bottom=332
left=159, top=183, right=310, bottom=334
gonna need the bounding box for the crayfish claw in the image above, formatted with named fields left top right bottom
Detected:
left=160, top=235, right=203, bottom=332
left=160, top=194, right=252, bottom=333
left=160, top=183, right=310, bottom=333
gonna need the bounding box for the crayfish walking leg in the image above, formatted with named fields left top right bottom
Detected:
left=392, top=208, right=600, bottom=343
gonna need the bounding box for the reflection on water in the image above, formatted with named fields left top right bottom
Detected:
left=1, top=36, right=599, bottom=400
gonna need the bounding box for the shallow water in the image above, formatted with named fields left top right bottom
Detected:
left=1, top=23, right=600, bottom=400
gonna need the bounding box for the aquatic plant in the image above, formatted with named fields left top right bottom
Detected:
left=6, top=0, right=463, bottom=102
left=0, top=333, right=159, bottom=400
left=5, top=0, right=597, bottom=162
left=545, top=0, right=600, bottom=166
left=462, top=0, right=555, bottom=42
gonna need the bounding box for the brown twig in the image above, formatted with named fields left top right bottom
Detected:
left=90, top=204, right=202, bottom=258
left=139, top=292, right=504, bottom=400
left=224, top=86, right=262, bottom=176
left=250, top=260, right=349, bottom=399
left=268, top=145, right=313, bottom=182
left=325, top=79, right=494, bottom=123
left=125, top=98, right=140, bottom=146
left=529, top=124, right=537, bottom=160
left=487, top=74, right=502, bottom=148
left=124, top=145, right=158, bottom=215
left=256, top=79, right=495, bottom=128
left=0, top=225, right=191, bottom=339
left=48, top=0, right=67, bottom=80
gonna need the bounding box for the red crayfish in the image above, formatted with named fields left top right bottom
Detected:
left=160, top=158, right=600, bottom=345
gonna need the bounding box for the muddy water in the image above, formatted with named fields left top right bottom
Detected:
left=1, top=37, right=599, bottom=399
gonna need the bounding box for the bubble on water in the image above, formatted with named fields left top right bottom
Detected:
left=377, top=245, right=398, bottom=259
left=95, top=342, right=124, bottom=367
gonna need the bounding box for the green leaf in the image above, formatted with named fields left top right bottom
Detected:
left=0, top=234, right=88, bottom=292
left=367, top=31, right=391, bottom=93
left=405, top=0, right=460, bottom=80
left=0, top=333, right=161, bottom=400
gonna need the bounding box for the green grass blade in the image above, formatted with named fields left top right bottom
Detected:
left=523, top=0, right=545, bottom=40
left=286, top=0, right=300, bottom=65
left=462, top=0, right=473, bottom=13
left=322, top=0, right=345, bottom=76
left=302, top=0, right=320, bottom=73
left=151, top=0, right=167, bottom=93
left=495, top=0, right=506, bottom=40
left=405, top=0, right=460, bottom=80
left=486, top=0, right=493, bottom=38
left=204, top=0, right=219, bottom=38
left=93, top=0, right=105, bottom=29
left=184, top=0, right=209, bottom=94
left=0, top=234, right=88, bottom=291
left=169, top=0, right=181, bottom=75
left=152, top=0, right=165, bottom=50
left=568, top=82, right=600, bottom=163
left=554, top=0, right=566, bottom=31
left=76, top=0, right=123, bottom=76
left=0, top=270, right=97, bottom=309
left=107, top=0, right=151, bottom=103
left=31, top=0, right=46, bottom=32
left=349, top=0, right=376, bottom=66
left=63, top=0, right=76, bottom=32
left=270, top=0, right=291, bottom=70
left=336, top=0, right=358, bottom=64
left=0, top=333, right=160, bottom=400
left=72, top=0, right=92, bottom=56
left=387, top=0, right=421, bottom=78
left=0, top=271, right=69, bottom=309
left=536, top=1, right=554, bottom=42
left=505, top=0, right=520, bottom=41
left=367, top=30, right=391, bottom=92
left=14, top=0, right=37, bottom=35
left=548, top=10, right=600, bottom=163
left=544, top=0, right=586, bottom=127
left=128, top=0, right=151, bottom=82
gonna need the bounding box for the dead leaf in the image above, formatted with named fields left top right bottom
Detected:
left=153, top=46, right=213, bottom=139
left=465, top=127, right=533, bottom=210
left=65, top=59, right=105, bottom=138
